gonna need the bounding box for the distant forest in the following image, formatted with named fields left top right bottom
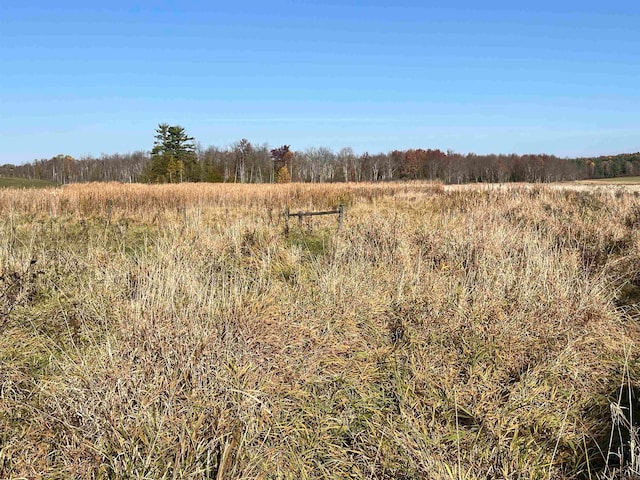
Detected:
left=2, top=130, right=639, bottom=184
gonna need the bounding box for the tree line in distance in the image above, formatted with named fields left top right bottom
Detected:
left=1, top=124, right=638, bottom=184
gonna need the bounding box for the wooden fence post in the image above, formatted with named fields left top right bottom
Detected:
left=284, top=207, right=290, bottom=238
left=283, top=205, right=345, bottom=236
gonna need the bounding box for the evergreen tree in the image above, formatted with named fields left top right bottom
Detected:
left=141, top=123, right=200, bottom=183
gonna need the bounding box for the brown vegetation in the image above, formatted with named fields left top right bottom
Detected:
left=1, top=181, right=639, bottom=479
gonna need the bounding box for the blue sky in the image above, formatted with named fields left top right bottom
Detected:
left=2, top=1, right=639, bottom=164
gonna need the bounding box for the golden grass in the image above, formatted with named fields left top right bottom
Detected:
left=1, top=181, right=639, bottom=479
left=579, top=177, right=640, bottom=185
left=0, top=181, right=443, bottom=217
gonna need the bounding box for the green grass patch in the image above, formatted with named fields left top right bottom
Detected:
left=286, top=231, right=334, bottom=258
left=0, top=176, right=60, bottom=189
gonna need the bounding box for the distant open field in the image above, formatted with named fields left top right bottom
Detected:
left=0, top=176, right=59, bottom=189
left=1, top=181, right=639, bottom=479
left=579, top=176, right=640, bottom=185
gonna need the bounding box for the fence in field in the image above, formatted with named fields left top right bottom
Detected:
left=284, top=204, right=344, bottom=237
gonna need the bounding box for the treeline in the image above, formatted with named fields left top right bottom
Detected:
left=2, top=140, right=639, bottom=184
left=573, top=152, right=640, bottom=179
left=0, top=152, right=149, bottom=184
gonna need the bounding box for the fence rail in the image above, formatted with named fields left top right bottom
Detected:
left=284, top=204, right=344, bottom=237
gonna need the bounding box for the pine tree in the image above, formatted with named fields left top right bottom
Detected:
left=141, top=124, right=200, bottom=183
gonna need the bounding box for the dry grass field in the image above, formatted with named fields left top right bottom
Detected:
left=1, top=181, right=640, bottom=479
left=579, top=178, right=640, bottom=185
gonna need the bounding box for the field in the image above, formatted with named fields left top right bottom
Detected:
left=0, top=176, right=59, bottom=189
left=1, top=181, right=639, bottom=479
left=579, top=177, right=640, bottom=185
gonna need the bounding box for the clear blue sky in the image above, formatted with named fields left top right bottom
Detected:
left=2, top=1, right=639, bottom=164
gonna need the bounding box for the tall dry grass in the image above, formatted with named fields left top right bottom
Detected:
left=0, top=181, right=443, bottom=218
left=1, top=181, right=639, bottom=479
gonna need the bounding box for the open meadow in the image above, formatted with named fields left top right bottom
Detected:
left=0, top=176, right=59, bottom=189
left=1, top=181, right=640, bottom=479
left=578, top=178, right=640, bottom=186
